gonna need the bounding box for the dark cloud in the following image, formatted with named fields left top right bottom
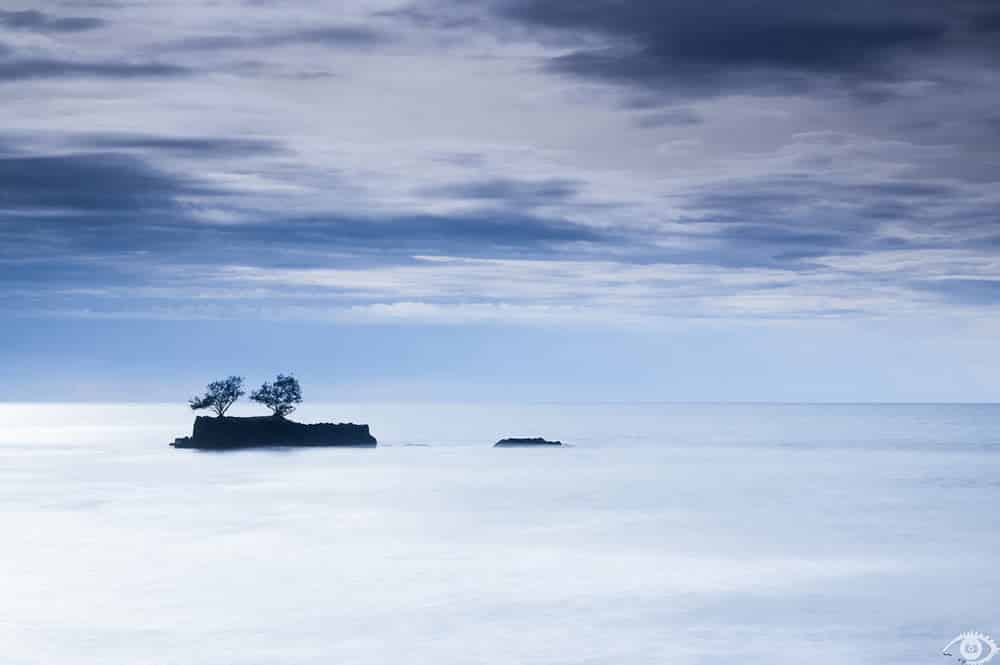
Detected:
left=0, top=58, right=189, bottom=82
left=485, top=0, right=998, bottom=97
left=542, top=12, right=937, bottom=70
left=721, top=224, right=852, bottom=257
left=257, top=211, right=607, bottom=259
left=911, top=279, right=1000, bottom=305
left=850, top=181, right=958, bottom=199
left=0, top=149, right=614, bottom=300
left=81, top=134, right=285, bottom=158
left=970, top=12, right=1000, bottom=33
left=419, top=177, right=581, bottom=207
left=165, top=25, right=388, bottom=52
left=0, top=152, right=213, bottom=213
left=664, top=172, right=990, bottom=270
left=0, top=9, right=105, bottom=32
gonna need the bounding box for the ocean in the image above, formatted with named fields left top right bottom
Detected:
left=1, top=402, right=998, bottom=665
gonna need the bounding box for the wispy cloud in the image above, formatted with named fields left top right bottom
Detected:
left=79, top=133, right=286, bottom=158
left=160, top=24, right=389, bottom=52
left=0, top=58, right=189, bottom=82
left=0, top=9, right=105, bottom=33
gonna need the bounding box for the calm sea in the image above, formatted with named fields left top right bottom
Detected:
left=1, top=402, right=998, bottom=665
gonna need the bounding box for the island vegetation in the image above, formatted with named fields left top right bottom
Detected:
left=250, top=374, right=302, bottom=417
left=189, top=374, right=302, bottom=418
left=189, top=376, right=244, bottom=417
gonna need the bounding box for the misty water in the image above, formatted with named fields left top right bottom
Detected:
left=1, top=402, right=998, bottom=665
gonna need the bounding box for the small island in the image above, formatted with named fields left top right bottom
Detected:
left=172, top=415, right=376, bottom=449
left=171, top=374, right=377, bottom=449
left=494, top=437, right=563, bottom=447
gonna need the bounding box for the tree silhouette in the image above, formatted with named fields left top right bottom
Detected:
left=251, top=374, right=302, bottom=418
left=189, top=376, right=245, bottom=417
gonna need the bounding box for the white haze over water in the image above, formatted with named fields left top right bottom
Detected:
left=1, top=402, right=998, bottom=665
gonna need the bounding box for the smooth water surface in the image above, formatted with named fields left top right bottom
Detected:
left=1, top=402, right=998, bottom=664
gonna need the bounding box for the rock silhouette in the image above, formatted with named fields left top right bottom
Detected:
left=494, top=437, right=562, bottom=447
left=172, top=415, right=377, bottom=449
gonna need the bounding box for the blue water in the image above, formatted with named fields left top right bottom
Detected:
left=0, top=402, right=997, bottom=664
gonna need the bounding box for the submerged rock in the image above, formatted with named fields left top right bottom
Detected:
left=172, top=415, right=377, bottom=449
left=494, top=437, right=562, bottom=447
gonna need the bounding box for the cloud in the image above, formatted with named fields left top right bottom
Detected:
left=0, top=58, right=189, bottom=82
left=5, top=142, right=997, bottom=323
left=203, top=253, right=924, bottom=325
left=163, top=24, right=389, bottom=52
left=374, top=5, right=484, bottom=31
left=418, top=177, right=581, bottom=208
left=0, top=151, right=231, bottom=283
left=970, top=11, right=1000, bottom=34
left=634, top=108, right=702, bottom=129
left=338, top=300, right=650, bottom=326
left=80, top=134, right=285, bottom=158
left=483, top=0, right=999, bottom=98
left=0, top=146, right=618, bottom=311
left=0, top=9, right=105, bottom=32
left=270, top=211, right=608, bottom=256
left=0, top=152, right=212, bottom=213
left=911, top=279, right=1000, bottom=305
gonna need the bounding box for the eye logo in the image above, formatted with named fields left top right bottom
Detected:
left=943, top=632, right=999, bottom=665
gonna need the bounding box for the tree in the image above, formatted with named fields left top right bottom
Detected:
left=189, top=376, right=245, bottom=417
left=250, top=374, right=302, bottom=418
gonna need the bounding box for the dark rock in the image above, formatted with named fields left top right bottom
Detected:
left=171, top=415, right=377, bottom=449
left=494, top=437, right=562, bottom=447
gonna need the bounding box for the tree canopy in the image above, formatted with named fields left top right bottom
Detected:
left=189, top=376, right=245, bottom=417
left=250, top=374, right=302, bottom=418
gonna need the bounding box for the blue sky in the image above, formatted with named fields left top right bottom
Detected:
left=2, top=0, right=999, bottom=401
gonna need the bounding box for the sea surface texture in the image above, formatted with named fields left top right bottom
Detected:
left=1, top=402, right=997, bottom=665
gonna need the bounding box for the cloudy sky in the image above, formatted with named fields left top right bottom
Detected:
left=2, top=0, right=999, bottom=401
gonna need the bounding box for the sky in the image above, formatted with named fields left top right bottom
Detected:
left=1, top=0, right=999, bottom=402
